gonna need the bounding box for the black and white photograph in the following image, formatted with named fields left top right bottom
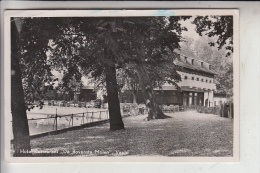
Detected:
left=4, top=10, right=239, bottom=162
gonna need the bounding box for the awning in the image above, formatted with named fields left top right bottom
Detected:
left=180, top=86, right=214, bottom=92
left=82, top=86, right=94, bottom=90
left=154, top=85, right=178, bottom=91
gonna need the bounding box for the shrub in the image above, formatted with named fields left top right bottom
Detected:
left=197, top=102, right=233, bottom=119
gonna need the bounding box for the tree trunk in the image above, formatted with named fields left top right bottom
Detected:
left=11, top=19, right=31, bottom=156
left=105, top=58, right=125, bottom=131
left=132, top=90, right=137, bottom=104
left=11, top=55, right=32, bottom=156
left=135, top=64, right=168, bottom=120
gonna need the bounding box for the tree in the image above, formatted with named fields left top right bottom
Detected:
left=52, top=17, right=188, bottom=121
left=50, top=17, right=126, bottom=130
left=11, top=19, right=31, bottom=156
left=11, top=17, right=66, bottom=156
left=68, top=16, right=191, bottom=121
left=56, top=56, right=83, bottom=101
left=10, top=16, right=192, bottom=155
left=116, top=67, right=140, bottom=104
left=191, top=16, right=234, bottom=97
left=192, top=15, right=233, bottom=56
left=116, top=16, right=190, bottom=120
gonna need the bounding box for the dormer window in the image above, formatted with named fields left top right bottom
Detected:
left=191, top=77, right=194, bottom=80
left=185, top=57, right=188, bottom=63
left=196, top=78, right=199, bottom=81
left=206, top=79, right=208, bottom=83
left=201, top=79, right=204, bottom=82
left=201, top=62, right=204, bottom=68
left=184, top=76, right=188, bottom=80
left=191, top=59, right=194, bottom=65
left=209, top=65, right=211, bottom=70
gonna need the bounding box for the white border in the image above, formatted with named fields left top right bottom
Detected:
left=1, top=1, right=259, bottom=173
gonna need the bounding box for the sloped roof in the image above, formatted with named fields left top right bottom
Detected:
left=175, top=49, right=202, bottom=61
left=173, top=50, right=216, bottom=75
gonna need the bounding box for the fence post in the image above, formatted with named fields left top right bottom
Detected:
left=55, top=108, right=58, bottom=130
left=231, top=103, right=233, bottom=118
left=221, top=104, right=223, bottom=117
left=82, top=112, right=84, bottom=124
left=232, top=102, right=234, bottom=118
left=229, top=103, right=232, bottom=118
left=72, top=114, right=73, bottom=127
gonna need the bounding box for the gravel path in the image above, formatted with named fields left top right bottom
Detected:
left=30, top=111, right=233, bottom=157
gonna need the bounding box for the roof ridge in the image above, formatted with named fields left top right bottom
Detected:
left=174, top=49, right=211, bottom=65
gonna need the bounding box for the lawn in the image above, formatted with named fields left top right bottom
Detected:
left=30, top=111, right=233, bottom=157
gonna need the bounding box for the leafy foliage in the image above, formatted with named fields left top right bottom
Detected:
left=192, top=16, right=233, bottom=56
left=116, top=17, right=190, bottom=91
left=49, top=17, right=188, bottom=95
left=12, top=18, right=66, bottom=105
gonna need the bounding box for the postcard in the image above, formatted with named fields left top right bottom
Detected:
left=3, top=9, right=239, bottom=162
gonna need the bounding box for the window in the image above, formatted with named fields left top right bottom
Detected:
left=201, top=79, right=204, bottom=82
left=191, top=59, right=194, bottom=65
left=206, top=79, right=208, bottom=83
left=196, top=78, right=199, bottom=81
left=201, top=62, right=204, bottom=67
left=191, top=77, right=194, bottom=80
left=184, top=76, right=188, bottom=80
left=210, top=80, right=212, bottom=83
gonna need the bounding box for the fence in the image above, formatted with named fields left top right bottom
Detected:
left=220, top=102, right=234, bottom=118
left=196, top=102, right=234, bottom=118
left=120, top=103, right=185, bottom=115
left=47, top=100, right=101, bottom=108
left=121, top=104, right=185, bottom=115
left=25, top=103, right=142, bottom=136
left=27, top=110, right=109, bottom=136
left=46, top=101, right=188, bottom=115
left=25, top=103, right=195, bottom=137
left=197, top=106, right=221, bottom=115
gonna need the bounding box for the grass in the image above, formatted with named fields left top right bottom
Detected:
left=30, top=111, right=233, bottom=157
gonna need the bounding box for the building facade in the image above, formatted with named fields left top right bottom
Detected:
left=174, top=54, right=216, bottom=107
left=44, top=85, right=97, bottom=102
left=120, top=53, right=218, bottom=107
left=46, top=54, right=223, bottom=107
left=213, top=93, right=227, bottom=106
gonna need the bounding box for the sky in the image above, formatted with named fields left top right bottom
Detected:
left=179, top=16, right=201, bottom=41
